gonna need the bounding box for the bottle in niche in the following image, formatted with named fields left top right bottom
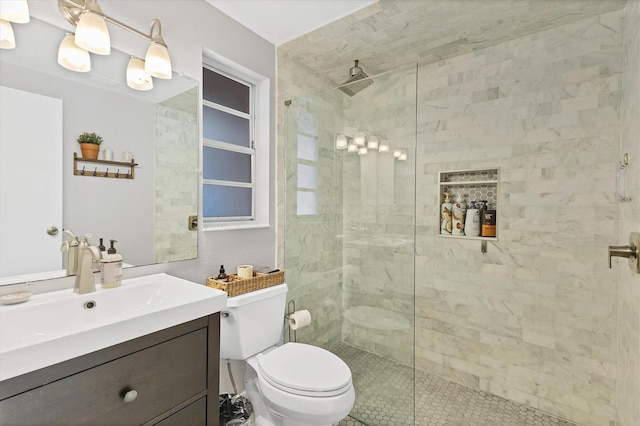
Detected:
left=440, top=192, right=453, bottom=234
left=451, top=194, right=466, bottom=236
left=477, top=200, right=487, bottom=225
left=481, top=203, right=497, bottom=237
left=464, top=201, right=481, bottom=237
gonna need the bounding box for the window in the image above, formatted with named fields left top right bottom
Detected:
left=202, top=56, right=269, bottom=230
left=296, top=132, right=318, bottom=216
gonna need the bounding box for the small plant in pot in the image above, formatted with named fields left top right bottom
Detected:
left=77, top=132, right=103, bottom=160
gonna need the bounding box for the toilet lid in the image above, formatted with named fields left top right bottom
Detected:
left=257, top=343, right=352, bottom=397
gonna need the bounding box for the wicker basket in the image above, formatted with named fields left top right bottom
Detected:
left=206, top=270, right=285, bottom=297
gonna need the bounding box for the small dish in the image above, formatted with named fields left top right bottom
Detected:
left=0, top=292, right=32, bottom=305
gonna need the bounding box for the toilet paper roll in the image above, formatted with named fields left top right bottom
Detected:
left=237, top=265, right=253, bottom=279
left=288, top=310, right=312, bottom=330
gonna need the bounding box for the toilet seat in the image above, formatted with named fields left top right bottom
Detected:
left=256, top=343, right=352, bottom=397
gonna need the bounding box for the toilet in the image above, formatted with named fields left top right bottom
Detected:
left=220, top=283, right=355, bottom=426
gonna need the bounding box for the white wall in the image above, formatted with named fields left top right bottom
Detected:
left=28, top=1, right=278, bottom=283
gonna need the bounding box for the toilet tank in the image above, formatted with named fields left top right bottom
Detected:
left=220, top=283, right=288, bottom=360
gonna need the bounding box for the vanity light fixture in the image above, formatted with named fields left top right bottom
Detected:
left=335, top=134, right=348, bottom=150
left=357, top=147, right=368, bottom=156
left=366, top=135, right=379, bottom=150
left=0, top=0, right=30, bottom=50
left=58, top=0, right=172, bottom=90
left=347, top=143, right=358, bottom=153
left=145, top=19, right=171, bottom=79
left=353, top=131, right=366, bottom=147
left=0, top=0, right=30, bottom=23
left=0, top=19, right=15, bottom=49
left=73, top=0, right=109, bottom=55
left=398, top=150, right=408, bottom=161
left=126, top=57, right=153, bottom=91
left=378, top=139, right=389, bottom=153
left=58, top=33, right=91, bottom=72
left=393, top=149, right=402, bottom=158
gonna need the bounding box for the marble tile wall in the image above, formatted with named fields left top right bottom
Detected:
left=154, top=103, right=198, bottom=263
left=278, top=0, right=626, bottom=89
left=277, top=4, right=636, bottom=426
left=414, top=11, right=623, bottom=425
left=616, top=1, right=640, bottom=425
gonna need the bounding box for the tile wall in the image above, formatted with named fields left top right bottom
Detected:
left=616, top=1, right=640, bottom=425
left=154, top=93, right=199, bottom=263
left=414, top=10, right=623, bottom=425
left=277, top=6, right=638, bottom=426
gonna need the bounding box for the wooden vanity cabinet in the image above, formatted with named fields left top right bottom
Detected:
left=0, top=314, right=220, bottom=426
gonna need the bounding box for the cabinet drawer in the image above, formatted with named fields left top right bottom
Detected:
left=154, top=397, right=206, bottom=426
left=0, top=329, right=207, bottom=425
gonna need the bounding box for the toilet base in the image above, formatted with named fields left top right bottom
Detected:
left=243, top=360, right=350, bottom=426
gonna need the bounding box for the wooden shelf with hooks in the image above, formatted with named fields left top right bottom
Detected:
left=73, top=152, right=138, bottom=179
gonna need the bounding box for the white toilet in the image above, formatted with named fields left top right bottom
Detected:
left=220, top=283, right=355, bottom=426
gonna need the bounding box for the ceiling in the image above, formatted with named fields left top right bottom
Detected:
left=205, top=0, right=377, bottom=46
left=207, top=0, right=627, bottom=87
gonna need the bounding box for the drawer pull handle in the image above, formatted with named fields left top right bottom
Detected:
left=122, top=389, right=138, bottom=403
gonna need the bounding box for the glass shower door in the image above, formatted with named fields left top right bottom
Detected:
left=283, top=64, right=417, bottom=426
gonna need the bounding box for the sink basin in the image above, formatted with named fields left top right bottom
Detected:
left=0, top=273, right=227, bottom=381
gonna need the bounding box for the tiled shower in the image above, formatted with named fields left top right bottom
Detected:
left=278, top=2, right=639, bottom=426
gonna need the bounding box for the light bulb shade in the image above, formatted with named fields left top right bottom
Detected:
left=367, top=135, right=379, bottom=149
left=347, top=143, right=358, bottom=153
left=0, top=0, right=30, bottom=23
left=379, top=139, right=390, bottom=152
left=358, top=147, right=368, bottom=156
left=145, top=42, right=172, bottom=79
left=58, top=33, right=90, bottom=72
left=336, top=134, right=348, bottom=150
left=127, top=57, right=153, bottom=91
left=399, top=150, right=407, bottom=161
left=0, top=19, right=15, bottom=49
left=75, top=10, right=110, bottom=55
left=393, top=149, right=402, bottom=158
left=353, top=131, right=366, bottom=147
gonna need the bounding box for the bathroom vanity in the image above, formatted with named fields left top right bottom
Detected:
left=0, top=315, right=219, bottom=425
left=0, top=274, right=227, bottom=426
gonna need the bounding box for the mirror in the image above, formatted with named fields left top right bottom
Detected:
left=0, top=17, right=199, bottom=284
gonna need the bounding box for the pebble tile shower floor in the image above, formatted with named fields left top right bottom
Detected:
left=333, top=343, right=576, bottom=426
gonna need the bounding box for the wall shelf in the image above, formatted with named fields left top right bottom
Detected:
left=73, top=152, right=138, bottom=179
left=437, top=234, right=497, bottom=241
left=438, top=168, right=499, bottom=240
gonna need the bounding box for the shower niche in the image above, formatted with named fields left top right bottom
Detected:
left=438, top=168, right=499, bottom=240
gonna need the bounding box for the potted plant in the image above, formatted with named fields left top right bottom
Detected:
left=77, top=132, right=103, bottom=159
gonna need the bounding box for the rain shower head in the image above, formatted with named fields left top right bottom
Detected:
left=338, top=60, right=373, bottom=97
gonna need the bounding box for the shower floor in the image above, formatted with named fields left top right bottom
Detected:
left=333, top=343, right=576, bottom=426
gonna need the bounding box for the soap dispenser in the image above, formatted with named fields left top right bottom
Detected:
left=440, top=192, right=453, bottom=235
left=451, top=194, right=467, bottom=236
left=101, top=239, right=122, bottom=288
left=464, top=201, right=481, bottom=237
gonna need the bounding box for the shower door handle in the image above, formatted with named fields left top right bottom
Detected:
left=608, top=232, right=640, bottom=273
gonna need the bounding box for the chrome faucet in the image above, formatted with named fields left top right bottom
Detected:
left=74, top=234, right=101, bottom=294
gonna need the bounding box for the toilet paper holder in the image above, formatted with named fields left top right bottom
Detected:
left=285, top=300, right=313, bottom=343
left=285, top=300, right=298, bottom=343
